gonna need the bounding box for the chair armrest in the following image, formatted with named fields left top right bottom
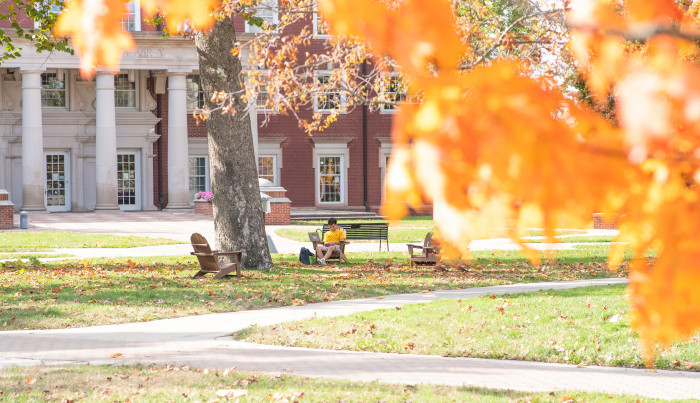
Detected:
left=213, top=251, right=244, bottom=257
left=191, top=252, right=214, bottom=257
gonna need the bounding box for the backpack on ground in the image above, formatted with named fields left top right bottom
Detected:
left=299, top=247, right=314, bottom=265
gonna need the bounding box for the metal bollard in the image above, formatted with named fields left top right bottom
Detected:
left=19, top=211, right=28, bottom=229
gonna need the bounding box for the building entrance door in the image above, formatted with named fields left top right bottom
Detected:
left=117, top=153, right=141, bottom=211
left=45, top=152, right=70, bottom=212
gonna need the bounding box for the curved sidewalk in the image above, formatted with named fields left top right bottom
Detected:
left=2, top=278, right=699, bottom=399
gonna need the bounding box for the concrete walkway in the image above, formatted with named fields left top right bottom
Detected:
left=3, top=278, right=700, bottom=400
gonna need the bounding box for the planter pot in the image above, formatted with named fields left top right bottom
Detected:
left=194, top=200, right=213, bottom=216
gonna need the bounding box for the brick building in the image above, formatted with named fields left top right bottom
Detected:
left=0, top=1, right=396, bottom=213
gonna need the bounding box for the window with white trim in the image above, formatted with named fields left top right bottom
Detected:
left=189, top=156, right=210, bottom=202
left=245, top=0, right=278, bottom=34
left=258, top=138, right=284, bottom=186
left=115, top=73, right=136, bottom=108
left=121, top=0, right=142, bottom=32
left=258, top=155, right=277, bottom=184
left=312, top=138, right=350, bottom=205
left=186, top=74, right=204, bottom=111
left=314, top=72, right=345, bottom=112
left=41, top=72, right=66, bottom=108
left=255, top=73, right=271, bottom=111
left=318, top=156, right=343, bottom=203
left=313, top=1, right=329, bottom=37
left=381, top=74, right=407, bottom=112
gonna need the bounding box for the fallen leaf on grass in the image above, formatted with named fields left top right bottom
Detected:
left=268, top=391, right=304, bottom=402
left=25, top=377, right=36, bottom=385
left=215, top=389, right=248, bottom=397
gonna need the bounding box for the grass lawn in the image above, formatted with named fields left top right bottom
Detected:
left=0, top=365, right=666, bottom=402
left=525, top=235, right=616, bottom=243
left=237, top=283, right=700, bottom=372
left=0, top=245, right=625, bottom=330
left=0, top=231, right=180, bottom=252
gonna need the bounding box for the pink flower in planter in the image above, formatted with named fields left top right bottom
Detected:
left=194, top=191, right=213, bottom=202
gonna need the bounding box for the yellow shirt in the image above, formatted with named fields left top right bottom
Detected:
left=323, top=229, right=346, bottom=243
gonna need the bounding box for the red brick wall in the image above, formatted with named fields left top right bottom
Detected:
left=265, top=202, right=290, bottom=225
left=0, top=206, right=13, bottom=229
left=194, top=201, right=213, bottom=215
left=0, top=190, right=13, bottom=229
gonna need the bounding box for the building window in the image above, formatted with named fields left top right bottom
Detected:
left=115, top=73, right=136, bottom=108
left=256, top=83, right=270, bottom=110
left=319, top=156, right=342, bottom=203
left=315, top=72, right=344, bottom=112
left=258, top=155, right=276, bottom=184
left=121, top=0, right=141, bottom=31
left=186, top=74, right=204, bottom=111
left=189, top=156, right=210, bottom=202
left=313, top=1, right=329, bottom=37
left=381, top=74, right=407, bottom=112
left=41, top=72, right=66, bottom=108
left=245, top=0, right=278, bottom=34
left=249, top=70, right=278, bottom=113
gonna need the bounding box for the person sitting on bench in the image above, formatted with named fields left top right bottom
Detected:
left=316, top=217, right=346, bottom=266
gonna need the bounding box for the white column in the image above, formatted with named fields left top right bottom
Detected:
left=94, top=71, right=120, bottom=211
left=166, top=73, right=192, bottom=209
left=21, top=71, right=46, bottom=211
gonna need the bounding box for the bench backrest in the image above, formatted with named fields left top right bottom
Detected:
left=321, top=222, right=388, bottom=240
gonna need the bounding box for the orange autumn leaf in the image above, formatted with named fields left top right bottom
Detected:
left=54, top=0, right=136, bottom=78
left=626, top=0, right=682, bottom=25
left=320, top=0, right=467, bottom=77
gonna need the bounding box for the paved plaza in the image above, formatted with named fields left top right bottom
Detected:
left=1, top=212, right=696, bottom=400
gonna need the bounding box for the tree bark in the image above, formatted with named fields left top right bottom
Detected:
left=195, top=18, right=273, bottom=270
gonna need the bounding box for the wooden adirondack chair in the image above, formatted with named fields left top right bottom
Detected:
left=308, top=231, right=349, bottom=264
left=190, top=233, right=243, bottom=279
left=407, top=232, right=440, bottom=268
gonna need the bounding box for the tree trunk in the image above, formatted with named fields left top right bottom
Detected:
left=195, top=18, right=273, bottom=270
